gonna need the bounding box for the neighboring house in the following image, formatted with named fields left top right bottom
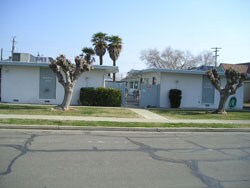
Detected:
left=0, top=53, right=118, bottom=105
left=123, top=67, right=245, bottom=109
left=220, top=63, right=250, bottom=104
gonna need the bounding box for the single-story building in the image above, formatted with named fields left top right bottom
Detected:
left=123, top=67, right=247, bottom=110
left=0, top=60, right=118, bottom=105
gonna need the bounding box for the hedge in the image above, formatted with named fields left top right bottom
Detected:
left=80, top=87, right=122, bottom=107
left=169, top=89, right=182, bottom=108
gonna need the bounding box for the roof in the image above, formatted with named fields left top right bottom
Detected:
left=220, top=63, right=248, bottom=74
left=138, top=68, right=223, bottom=75
left=0, top=61, right=119, bottom=73
left=237, top=62, right=250, bottom=74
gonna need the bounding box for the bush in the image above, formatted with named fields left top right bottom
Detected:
left=169, top=89, right=182, bottom=108
left=80, top=87, right=122, bottom=107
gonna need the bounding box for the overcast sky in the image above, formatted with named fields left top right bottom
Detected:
left=1, top=0, right=250, bottom=75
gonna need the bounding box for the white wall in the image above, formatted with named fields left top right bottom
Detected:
left=2, top=66, right=40, bottom=104
left=1, top=66, right=106, bottom=105
left=159, top=72, right=244, bottom=109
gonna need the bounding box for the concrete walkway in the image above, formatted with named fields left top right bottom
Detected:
left=0, top=108, right=250, bottom=125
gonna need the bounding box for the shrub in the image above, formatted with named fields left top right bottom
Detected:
left=169, top=89, right=182, bottom=108
left=80, top=87, right=121, bottom=107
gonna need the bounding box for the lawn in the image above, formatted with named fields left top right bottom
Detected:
left=0, top=118, right=249, bottom=128
left=0, top=104, right=140, bottom=118
left=150, top=109, right=250, bottom=120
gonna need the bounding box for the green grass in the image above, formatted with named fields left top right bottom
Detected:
left=0, top=118, right=249, bottom=128
left=150, top=109, right=250, bottom=120
left=0, top=104, right=139, bottom=118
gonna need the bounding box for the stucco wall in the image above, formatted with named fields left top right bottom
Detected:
left=1, top=66, right=106, bottom=105
left=159, top=72, right=244, bottom=109
left=2, top=66, right=40, bottom=104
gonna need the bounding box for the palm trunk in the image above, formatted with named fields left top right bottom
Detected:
left=100, top=55, right=103, bottom=65
left=113, top=60, right=116, bottom=82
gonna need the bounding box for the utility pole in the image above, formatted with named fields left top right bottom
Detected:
left=211, top=47, right=222, bottom=67
left=0, top=48, right=3, bottom=61
left=11, top=36, right=16, bottom=60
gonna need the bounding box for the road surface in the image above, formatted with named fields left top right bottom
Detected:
left=0, top=129, right=250, bottom=188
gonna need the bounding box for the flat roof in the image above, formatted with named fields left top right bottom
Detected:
left=0, top=61, right=119, bottom=73
left=139, top=68, right=224, bottom=75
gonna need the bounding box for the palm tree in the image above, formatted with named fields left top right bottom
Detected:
left=107, top=35, right=122, bottom=81
left=81, top=47, right=95, bottom=63
left=91, top=32, right=108, bottom=65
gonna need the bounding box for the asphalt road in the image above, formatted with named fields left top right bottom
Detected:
left=0, top=129, right=250, bottom=188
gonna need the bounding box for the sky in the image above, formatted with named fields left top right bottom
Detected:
left=0, top=0, right=250, bottom=76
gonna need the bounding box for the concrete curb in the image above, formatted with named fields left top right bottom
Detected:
left=0, top=124, right=250, bottom=132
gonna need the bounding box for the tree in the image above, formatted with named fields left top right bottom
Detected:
left=91, top=32, right=108, bottom=65
left=107, top=35, right=122, bottom=82
left=140, top=47, right=214, bottom=69
left=197, top=51, right=214, bottom=66
left=141, top=47, right=197, bottom=69
left=206, top=68, right=246, bottom=114
left=49, top=52, right=94, bottom=110
left=81, top=47, right=95, bottom=62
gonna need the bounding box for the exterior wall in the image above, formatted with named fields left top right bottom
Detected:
left=1, top=65, right=106, bottom=105
left=158, top=72, right=244, bottom=109
left=1, top=66, right=40, bottom=104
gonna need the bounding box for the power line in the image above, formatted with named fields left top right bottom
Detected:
left=211, top=47, right=222, bottom=67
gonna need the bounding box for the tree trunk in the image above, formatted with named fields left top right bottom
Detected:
left=113, top=60, right=116, bottom=82
left=213, top=90, right=229, bottom=114
left=59, top=85, right=74, bottom=110
left=100, top=55, right=103, bottom=65
left=113, top=73, right=116, bottom=82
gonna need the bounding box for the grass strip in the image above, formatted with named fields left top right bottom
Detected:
left=0, top=104, right=139, bottom=118
left=0, top=119, right=249, bottom=128
left=150, top=109, right=250, bottom=120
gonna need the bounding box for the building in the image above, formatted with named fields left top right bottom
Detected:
left=123, top=66, right=246, bottom=109
left=0, top=53, right=118, bottom=105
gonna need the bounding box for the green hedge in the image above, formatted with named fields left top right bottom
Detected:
left=169, top=89, right=182, bottom=108
left=80, top=87, right=122, bottom=107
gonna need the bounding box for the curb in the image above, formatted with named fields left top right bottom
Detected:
left=0, top=124, right=250, bottom=132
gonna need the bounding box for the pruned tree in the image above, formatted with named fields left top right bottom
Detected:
left=206, top=68, right=246, bottom=114
left=49, top=52, right=94, bottom=110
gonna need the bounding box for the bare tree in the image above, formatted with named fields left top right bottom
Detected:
left=197, top=51, right=214, bottom=66
left=141, top=47, right=198, bottom=69
left=49, top=53, right=93, bottom=110
left=206, top=68, right=246, bottom=114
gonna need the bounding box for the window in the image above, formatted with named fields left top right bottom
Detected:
left=202, top=75, right=214, bottom=104
left=129, top=81, right=134, bottom=89
left=39, top=68, right=56, bottom=99
left=152, top=77, right=156, bottom=85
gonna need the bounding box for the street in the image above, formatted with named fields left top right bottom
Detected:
left=0, top=129, right=250, bottom=188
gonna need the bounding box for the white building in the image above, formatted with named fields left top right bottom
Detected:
left=123, top=68, right=245, bottom=110
left=0, top=60, right=118, bottom=105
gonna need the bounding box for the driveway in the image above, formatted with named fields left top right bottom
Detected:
left=0, top=129, right=249, bottom=188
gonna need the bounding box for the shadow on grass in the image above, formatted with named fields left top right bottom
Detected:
left=0, top=104, right=48, bottom=110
